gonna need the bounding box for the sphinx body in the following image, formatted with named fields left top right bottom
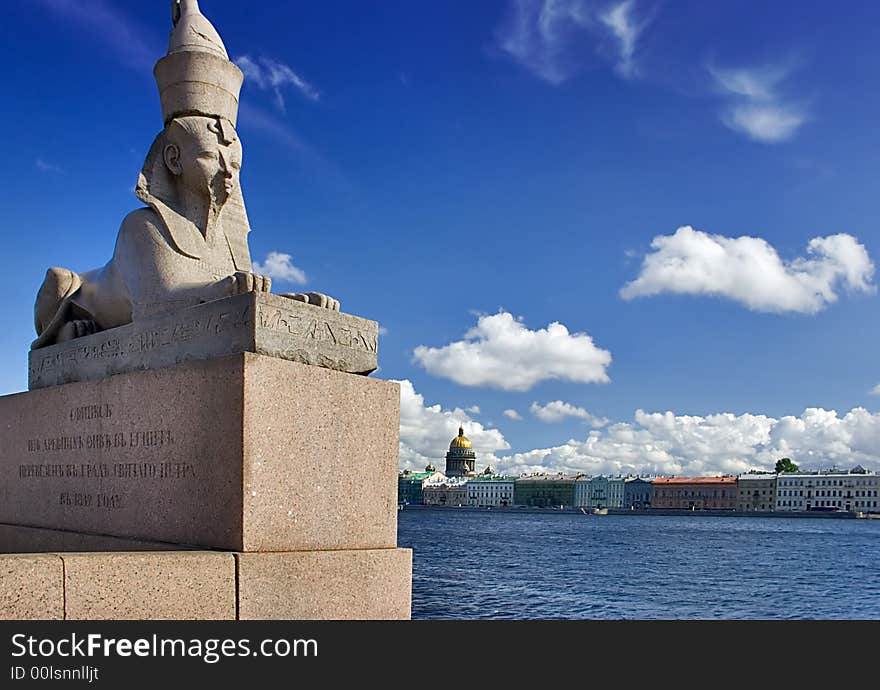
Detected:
left=33, top=114, right=264, bottom=349
left=32, top=1, right=337, bottom=350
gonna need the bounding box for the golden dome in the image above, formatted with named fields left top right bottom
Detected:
left=449, top=426, right=472, bottom=450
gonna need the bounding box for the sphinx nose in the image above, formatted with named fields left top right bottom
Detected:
left=218, top=153, right=232, bottom=176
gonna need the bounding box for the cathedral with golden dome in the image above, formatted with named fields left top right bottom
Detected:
left=445, top=426, right=477, bottom=477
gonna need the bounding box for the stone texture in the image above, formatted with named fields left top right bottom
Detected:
left=236, top=549, right=412, bottom=620
left=0, top=523, right=193, bottom=553
left=29, top=292, right=378, bottom=389
left=1, top=549, right=411, bottom=620
left=3, top=353, right=399, bottom=551
left=62, top=552, right=235, bottom=620
left=241, top=353, right=398, bottom=552
left=0, top=554, right=64, bottom=620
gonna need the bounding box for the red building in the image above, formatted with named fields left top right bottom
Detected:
left=651, top=477, right=737, bottom=510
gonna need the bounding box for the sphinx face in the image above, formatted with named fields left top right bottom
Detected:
left=168, top=118, right=242, bottom=208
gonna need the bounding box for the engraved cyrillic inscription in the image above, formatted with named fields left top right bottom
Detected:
left=59, top=492, right=123, bottom=510
left=70, top=404, right=113, bottom=422
left=25, top=429, right=172, bottom=453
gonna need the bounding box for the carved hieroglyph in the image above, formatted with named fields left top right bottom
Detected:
left=32, top=0, right=338, bottom=350
left=28, top=292, right=379, bottom=389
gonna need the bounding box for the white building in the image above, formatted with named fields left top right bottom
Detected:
left=776, top=467, right=880, bottom=512
left=580, top=475, right=625, bottom=509
left=467, top=475, right=515, bottom=507
left=574, top=476, right=592, bottom=507
left=776, top=474, right=807, bottom=511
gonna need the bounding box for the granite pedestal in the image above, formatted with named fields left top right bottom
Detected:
left=2, top=353, right=399, bottom=552
left=2, top=335, right=411, bottom=620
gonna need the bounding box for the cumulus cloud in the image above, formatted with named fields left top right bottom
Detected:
left=252, top=252, right=308, bottom=285
left=396, top=380, right=510, bottom=470
left=236, top=55, right=320, bottom=111
left=871, top=385, right=880, bottom=396
left=620, top=226, right=875, bottom=314
left=413, top=311, right=612, bottom=392
left=504, top=409, right=523, bottom=420
left=492, top=407, right=880, bottom=476
left=467, top=405, right=482, bottom=414
left=530, top=401, right=608, bottom=427
left=709, top=61, right=808, bottom=143
left=495, top=0, right=651, bottom=84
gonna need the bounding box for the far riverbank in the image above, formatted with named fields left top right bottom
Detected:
left=401, top=504, right=874, bottom=519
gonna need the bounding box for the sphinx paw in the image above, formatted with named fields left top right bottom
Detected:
left=281, top=292, right=340, bottom=311
left=58, top=320, right=99, bottom=342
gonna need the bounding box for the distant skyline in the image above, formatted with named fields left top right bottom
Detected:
left=3, top=1, right=880, bottom=477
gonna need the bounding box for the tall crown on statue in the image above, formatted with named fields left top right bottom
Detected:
left=154, top=0, right=243, bottom=126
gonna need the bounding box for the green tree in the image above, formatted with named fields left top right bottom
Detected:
left=775, top=457, right=799, bottom=473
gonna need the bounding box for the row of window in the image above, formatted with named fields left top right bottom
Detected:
left=780, top=479, right=879, bottom=487
left=657, top=490, right=732, bottom=498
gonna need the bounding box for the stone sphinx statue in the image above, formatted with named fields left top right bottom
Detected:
left=32, top=0, right=338, bottom=350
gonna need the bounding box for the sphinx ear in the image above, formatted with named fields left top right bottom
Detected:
left=163, top=143, right=182, bottom=175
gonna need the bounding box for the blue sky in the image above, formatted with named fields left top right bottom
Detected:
left=3, top=0, right=880, bottom=476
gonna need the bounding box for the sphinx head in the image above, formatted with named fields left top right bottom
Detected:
left=162, top=115, right=242, bottom=209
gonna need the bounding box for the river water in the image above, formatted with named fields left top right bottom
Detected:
left=397, top=508, right=880, bottom=619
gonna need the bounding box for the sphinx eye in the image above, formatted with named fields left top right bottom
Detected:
left=230, top=161, right=241, bottom=170
left=199, top=151, right=219, bottom=161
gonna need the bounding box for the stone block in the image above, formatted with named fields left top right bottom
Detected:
left=0, top=523, right=193, bottom=553
left=0, top=554, right=64, bottom=620
left=29, top=292, right=379, bottom=390
left=1, top=353, right=400, bottom=551
left=236, top=548, right=412, bottom=620
left=62, top=552, right=235, bottom=620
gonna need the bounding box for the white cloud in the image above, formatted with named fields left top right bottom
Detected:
left=620, top=226, right=875, bottom=314
left=236, top=55, right=320, bottom=111
left=530, top=400, right=608, bottom=427
left=395, top=380, right=510, bottom=470
left=467, top=405, right=482, bottom=414
left=252, top=252, right=308, bottom=285
left=721, top=103, right=806, bottom=144
left=493, top=407, right=880, bottom=476
left=413, top=311, right=612, bottom=392
left=598, top=0, right=644, bottom=78
left=870, top=385, right=880, bottom=396
left=504, top=409, right=523, bottom=420
left=709, top=62, right=807, bottom=143
left=495, top=0, right=650, bottom=84
left=35, top=159, right=63, bottom=174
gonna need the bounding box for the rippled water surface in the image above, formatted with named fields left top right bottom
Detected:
left=397, top=509, right=880, bottom=619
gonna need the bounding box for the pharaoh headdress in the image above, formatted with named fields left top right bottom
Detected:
left=135, top=0, right=252, bottom=271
